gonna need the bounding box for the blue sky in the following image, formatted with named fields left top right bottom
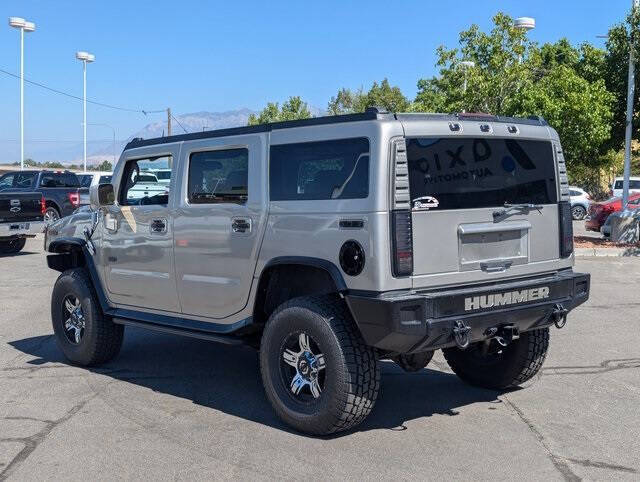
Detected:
left=0, top=0, right=632, bottom=161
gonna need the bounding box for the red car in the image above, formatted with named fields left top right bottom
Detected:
left=585, top=192, right=640, bottom=232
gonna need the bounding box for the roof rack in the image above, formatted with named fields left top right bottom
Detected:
left=124, top=107, right=393, bottom=151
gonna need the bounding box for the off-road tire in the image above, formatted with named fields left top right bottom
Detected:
left=442, top=328, right=550, bottom=390
left=0, top=238, right=26, bottom=254
left=260, top=295, right=380, bottom=435
left=51, top=268, right=124, bottom=366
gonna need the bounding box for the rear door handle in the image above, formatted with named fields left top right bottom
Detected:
left=150, top=218, right=167, bottom=234
left=231, top=218, right=251, bottom=233
left=480, top=260, right=513, bottom=273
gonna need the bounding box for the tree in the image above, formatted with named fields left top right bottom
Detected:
left=248, top=96, right=311, bottom=125
left=93, top=160, right=113, bottom=171
left=327, top=79, right=409, bottom=114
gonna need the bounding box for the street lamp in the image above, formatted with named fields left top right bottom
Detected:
left=76, top=51, right=95, bottom=172
left=8, top=17, right=36, bottom=171
left=459, top=61, right=475, bottom=113
left=87, top=123, right=116, bottom=166
left=514, top=17, right=535, bottom=63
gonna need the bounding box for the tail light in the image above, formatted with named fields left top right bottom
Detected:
left=392, top=210, right=413, bottom=276
left=68, top=191, right=80, bottom=208
left=558, top=201, right=573, bottom=258
left=40, top=196, right=46, bottom=215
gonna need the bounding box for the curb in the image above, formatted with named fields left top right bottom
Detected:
left=575, top=247, right=640, bottom=257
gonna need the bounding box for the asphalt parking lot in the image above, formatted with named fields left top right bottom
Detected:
left=1, top=237, right=639, bottom=481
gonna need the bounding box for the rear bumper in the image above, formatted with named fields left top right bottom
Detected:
left=0, top=220, right=44, bottom=239
left=345, top=270, right=590, bottom=354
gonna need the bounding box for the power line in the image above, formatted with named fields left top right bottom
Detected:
left=0, top=138, right=115, bottom=143
left=0, top=66, right=165, bottom=114
left=170, top=113, right=189, bottom=133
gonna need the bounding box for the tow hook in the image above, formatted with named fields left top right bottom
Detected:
left=552, top=303, right=569, bottom=329
left=453, top=320, right=472, bottom=349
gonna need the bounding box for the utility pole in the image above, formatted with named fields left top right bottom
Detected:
left=167, top=108, right=172, bottom=136
left=622, top=0, right=639, bottom=209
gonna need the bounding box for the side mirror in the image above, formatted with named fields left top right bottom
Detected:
left=90, top=183, right=115, bottom=209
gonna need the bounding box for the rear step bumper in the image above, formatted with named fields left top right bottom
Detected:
left=345, top=270, right=590, bottom=354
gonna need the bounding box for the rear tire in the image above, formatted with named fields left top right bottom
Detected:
left=0, top=238, right=26, bottom=254
left=51, top=268, right=124, bottom=366
left=443, top=328, right=549, bottom=390
left=260, top=295, right=380, bottom=435
left=44, top=206, right=60, bottom=224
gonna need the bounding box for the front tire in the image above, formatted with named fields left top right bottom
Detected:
left=443, top=328, right=549, bottom=390
left=260, top=295, right=380, bottom=435
left=51, top=268, right=124, bottom=366
left=0, top=238, right=26, bottom=254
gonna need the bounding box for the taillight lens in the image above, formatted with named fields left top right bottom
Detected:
left=40, top=196, right=46, bottom=215
left=68, top=191, right=80, bottom=207
left=559, top=201, right=573, bottom=258
left=392, top=210, right=413, bottom=276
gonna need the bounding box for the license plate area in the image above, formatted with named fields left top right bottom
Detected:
left=458, top=221, right=530, bottom=272
left=9, top=223, right=29, bottom=231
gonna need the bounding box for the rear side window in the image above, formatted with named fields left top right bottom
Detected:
left=99, top=175, right=112, bottom=184
left=40, top=173, right=79, bottom=188
left=270, top=138, right=370, bottom=201
left=0, top=171, right=36, bottom=188
left=569, top=189, right=581, bottom=197
left=406, top=137, right=557, bottom=210
left=188, top=149, right=248, bottom=204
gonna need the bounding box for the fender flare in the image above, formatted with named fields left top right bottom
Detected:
left=261, top=256, right=347, bottom=292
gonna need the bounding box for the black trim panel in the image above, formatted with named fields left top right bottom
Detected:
left=263, top=256, right=347, bottom=291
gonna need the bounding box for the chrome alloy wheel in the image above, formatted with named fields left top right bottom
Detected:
left=281, top=333, right=326, bottom=399
left=63, top=295, right=85, bottom=344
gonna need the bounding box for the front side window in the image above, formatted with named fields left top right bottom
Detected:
left=119, top=155, right=172, bottom=206
left=98, top=175, right=112, bottom=184
left=188, top=149, right=248, bottom=204
left=78, top=175, right=93, bottom=187
left=269, top=138, right=370, bottom=201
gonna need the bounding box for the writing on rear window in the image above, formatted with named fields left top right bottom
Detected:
left=406, top=138, right=557, bottom=210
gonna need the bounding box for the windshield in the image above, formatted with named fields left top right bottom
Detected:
left=155, top=171, right=171, bottom=180
left=136, top=174, right=158, bottom=183
left=406, top=137, right=557, bottom=210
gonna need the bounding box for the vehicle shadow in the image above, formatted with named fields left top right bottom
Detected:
left=0, top=250, right=39, bottom=258
left=9, top=328, right=504, bottom=437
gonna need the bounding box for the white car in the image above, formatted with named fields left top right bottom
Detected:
left=611, top=176, right=640, bottom=198
left=126, top=172, right=168, bottom=201
left=77, top=171, right=113, bottom=205
left=146, top=168, right=171, bottom=186
left=569, top=186, right=590, bottom=220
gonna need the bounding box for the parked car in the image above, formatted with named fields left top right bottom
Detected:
left=585, top=192, right=640, bottom=232
left=126, top=172, right=168, bottom=201
left=610, top=176, right=640, bottom=198
left=569, top=186, right=590, bottom=220
left=77, top=171, right=113, bottom=205
left=0, top=191, right=44, bottom=254
left=0, top=170, right=81, bottom=223
left=601, top=207, right=640, bottom=239
left=146, top=168, right=171, bottom=186
left=44, top=109, right=590, bottom=435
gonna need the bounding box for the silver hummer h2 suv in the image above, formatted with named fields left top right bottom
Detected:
left=45, top=108, right=590, bottom=435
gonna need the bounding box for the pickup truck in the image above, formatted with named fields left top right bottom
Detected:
left=0, top=170, right=82, bottom=223
left=0, top=191, right=44, bottom=254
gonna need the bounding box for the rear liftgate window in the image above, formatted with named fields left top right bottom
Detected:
left=405, top=138, right=557, bottom=210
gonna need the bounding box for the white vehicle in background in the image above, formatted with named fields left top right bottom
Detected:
left=147, top=168, right=171, bottom=186
left=77, top=171, right=113, bottom=205
left=611, top=176, right=640, bottom=198
left=569, top=186, right=591, bottom=220
left=126, top=172, right=168, bottom=202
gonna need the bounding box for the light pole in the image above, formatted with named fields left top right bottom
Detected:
left=87, top=123, right=116, bottom=166
left=459, top=61, right=475, bottom=112
left=622, top=0, right=640, bottom=210
left=76, top=51, right=95, bottom=172
left=514, top=17, right=535, bottom=63
left=8, top=17, right=36, bottom=171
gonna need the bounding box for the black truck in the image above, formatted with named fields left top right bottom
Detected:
left=0, top=170, right=82, bottom=223
left=0, top=190, right=44, bottom=254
